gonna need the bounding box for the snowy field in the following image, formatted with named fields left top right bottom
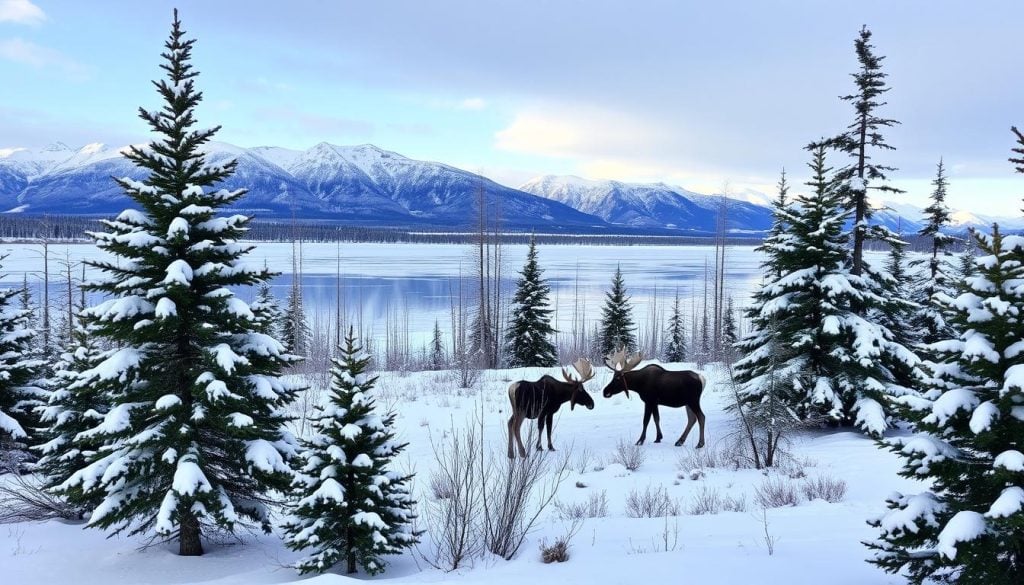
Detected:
left=2, top=361, right=918, bottom=584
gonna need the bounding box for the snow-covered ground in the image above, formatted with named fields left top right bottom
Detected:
left=2, top=362, right=918, bottom=584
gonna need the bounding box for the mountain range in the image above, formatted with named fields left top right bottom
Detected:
left=1, top=141, right=1021, bottom=234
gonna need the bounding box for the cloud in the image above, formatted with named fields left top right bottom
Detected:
left=495, top=104, right=675, bottom=160
left=0, top=0, right=45, bottom=25
left=0, top=38, right=89, bottom=80
left=457, top=97, right=486, bottom=111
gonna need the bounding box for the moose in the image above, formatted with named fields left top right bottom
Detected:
left=601, top=349, right=707, bottom=448
left=507, top=358, right=596, bottom=459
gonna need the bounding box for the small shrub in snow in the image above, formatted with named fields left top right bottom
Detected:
left=689, top=469, right=705, bottom=481
left=539, top=518, right=582, bottom=563
left=540, top=539, right=570, bottom=563
left=572, top=446, right=596, bottom=474
left=625, top=485, right=681, bottom=518
left=555, top=491, right=609, bottom=520
left=611, top=439, right=645, bottom=472
left=687, top=485, right=723, bottom=515
left=754, top=476, right=802, bottom=508
left=801, top=475, right=847, bottom=503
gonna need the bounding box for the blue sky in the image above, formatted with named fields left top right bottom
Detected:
left=2, top=0, right=1024, bottom=215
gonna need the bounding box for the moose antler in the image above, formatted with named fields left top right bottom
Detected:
left=604, top=348, right=628, bottom=371
left=561, top=366, right=576, bottom=383
left=623, top=352, right=643, bottom=372
left=572, top=358, right=595, bottom=382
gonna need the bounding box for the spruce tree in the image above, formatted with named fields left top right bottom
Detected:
left=57, top=11, right=300, bottom=556
left=429, top=320, right=446, bottom=370
left=820, top=25, right=904, bottom=276
left=283, top=328, right=418, bottom=575
left=251, top=280, right=284, bottom=339
left=598, top=265, right=637, bottom=355
left=505, top=237, right=557, bottom=368
left=722, top=296, right=738, bottom=349
left=282, top=283, right=311, bottom=356
left=34, top=322, right=105, bottom=497
left=868, top=225, right=1024, bottom=584
left=664, top=290, right=686, bottom=362
left=876, top=239, right=922, bottom=388
left=911, top=159, right=956, bottom=356
left=0, top=259, right=43, bottom=468
left=735, top=145, right=903, bottom=436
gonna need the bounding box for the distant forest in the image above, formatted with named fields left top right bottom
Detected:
left=0, top=213, right=957, bottom=250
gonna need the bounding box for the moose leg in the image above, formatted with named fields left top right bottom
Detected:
left=508, top=414, right=516, bottom=459
left=546, top=413, right=556, bottom=451
left=636, top=403, right=653, bottom=445
left=675, top=406, right=698, bottom=447
left=535, top=416, right=545, bottom=451
left=514, top=415, right=529, bottom=458
left=695, top=404, right=707, bottom=448
left=652, top=405, right=664, bottom=443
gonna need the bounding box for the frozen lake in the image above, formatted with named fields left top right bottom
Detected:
left=0, top=240, right=766, bottom=350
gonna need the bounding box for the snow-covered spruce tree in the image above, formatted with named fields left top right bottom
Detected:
left=599, top=265, right=637, bottom=355
left=57, top=11, right=301, bottom=556
left=868, top=225, right=1024, bottom=584
left=0, top=259, right=44, bottom=468
left=33, top=322, right=106, bottom=496
left=283, top=328, right=418, bottom=575
left=282, top=283, right=311, bottom=357
left=876, top=239, right=921, bottom=389
left=429, top=320, right=446, bottom=370
left=664, top=290, right=686, bottom=362
left=251, top=280, right=284, bottom=339
left=819, top=25, right=904, bottom=276
left=505, top=237, right=557, bottom=368
left=911, top=159, right=956, bottom=356
left=734, top=145, right=904, bottom=436
left=722, top=296, right=738, bottom=350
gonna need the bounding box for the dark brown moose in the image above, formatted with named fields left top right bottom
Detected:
left=507, top=358, right=596, bottom=459
left=601, top=349, right=707, bottom=448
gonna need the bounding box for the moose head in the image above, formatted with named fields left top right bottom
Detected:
left=562, top=357, right=596, bottom=410
left=602, top=348, right=644, bottom=398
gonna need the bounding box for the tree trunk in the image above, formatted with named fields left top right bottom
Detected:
left=179, top=511, right=203, bottom=556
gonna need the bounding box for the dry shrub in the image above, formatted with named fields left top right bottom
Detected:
left=625, top=485, right=681, bottom=518
left=800, top=474, right=847, bottom=503
left=754, top=475, right=802, bottom=509
left=611, top=439, right=645, bottom=472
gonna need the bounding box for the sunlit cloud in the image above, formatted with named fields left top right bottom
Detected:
left=0, top=0, right=45, bottom=25
left=495, top=104, right=674, bottom=160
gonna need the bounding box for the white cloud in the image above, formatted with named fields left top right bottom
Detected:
left=457, top=97, right=487, bottom=110
left=0, top=38, right=89, bottom=80
left=0, top=0, right=45, bottom=25
left=495, top=104, right=673, bottom=160
left=0, top=146, right=26, bottom=157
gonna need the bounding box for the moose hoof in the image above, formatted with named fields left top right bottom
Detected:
left=696, top=442, right=705, bottom=449
left=548, top=446, right=557, bottom=452
left=674, top=440, right=683, bottom=447
left=635, top=439, right=645, bottom=446
left=654, top=437, right=663, bottom=443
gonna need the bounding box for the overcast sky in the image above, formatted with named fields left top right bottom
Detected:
left=2, top=0, right=1023, bottom=215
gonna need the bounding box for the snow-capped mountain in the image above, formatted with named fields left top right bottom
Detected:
left=519, top=175, right=775, bottom=233
left=0, top=142, right=604, bottom=230
left=875, top=199, right=1024, bottom=231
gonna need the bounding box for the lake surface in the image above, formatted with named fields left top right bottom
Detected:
left=0, top=241, right=767, bottom=351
